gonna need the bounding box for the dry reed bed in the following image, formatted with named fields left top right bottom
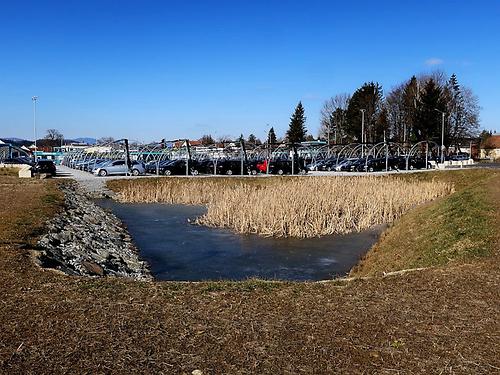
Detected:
left=111, top=177, right=453, bottom=238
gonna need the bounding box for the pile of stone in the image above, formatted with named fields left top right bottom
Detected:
left=37, top=183, right=152, bottom=280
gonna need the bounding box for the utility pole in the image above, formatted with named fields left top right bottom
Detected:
left=32, top=96, right=38, bottom=161
left=435, top=109, right=446, bottom=163
left=384, top=130, right=388, bottom=172
left=403, top=118, right=407, bottom=144
left=327, top=113, right=331, bottom=150
left=360, top=109, right=366, bottom=157
left=441, top=112, right=445, bottom=163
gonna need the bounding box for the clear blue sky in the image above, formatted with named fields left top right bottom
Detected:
left=1, top=0, right=499, bottom=142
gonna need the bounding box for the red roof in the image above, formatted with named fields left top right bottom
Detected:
left=481, top=135, right=500, bottom=149
left=173, top=140, right=203, bottom=148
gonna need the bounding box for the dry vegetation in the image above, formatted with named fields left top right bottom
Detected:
left=0, top=167, right=19, bottom=176
left=109, top=176, right=453, bottom=238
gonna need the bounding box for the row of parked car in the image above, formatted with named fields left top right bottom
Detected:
left=143, top=158, right=308, bottom=176
left=66, top=154, right=440, bottom=177
left=307, top=155, right=433, bottom=172
left=67, top=157, right=307, bottom=176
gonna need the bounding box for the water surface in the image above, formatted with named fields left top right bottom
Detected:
left=97, top=200, right=383, bottom=281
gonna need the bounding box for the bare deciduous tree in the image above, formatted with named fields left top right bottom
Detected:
left=319, top=93, right=350, bottom=143
left=45, top=129, right=63, bottom=140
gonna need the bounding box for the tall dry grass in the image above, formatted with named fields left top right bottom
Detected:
left=110, top=177, right=453, bottom=238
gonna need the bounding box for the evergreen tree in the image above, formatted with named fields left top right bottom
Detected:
left=267, top=127, right=277, bottom=144
left=286, top=101, right=307, bottom=143
left=247, top=134, right=257, bottom=144
left=305, top=134, right=315, bottom=141
left=414, top=78, right=446, bottom=142
left=345, top=82, right=385, bottom=143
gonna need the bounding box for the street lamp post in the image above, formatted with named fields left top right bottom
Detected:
left=32, top=96, right=38, bottom=161
left=360, top=109, right=366, bottom=156
left=434, top=109, right=446, bottom=163
left=327, top=114, right=332, bottom=156
left=440, top=112, right=445, bottom=163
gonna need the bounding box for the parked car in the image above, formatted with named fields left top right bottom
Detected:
left=450, top=154, right=469, bottom=161
left=256, top=159, right=269, bottom=173
left=306, top=159, right=325, bottom=171
left=268, top=159, right=307, bottom=175
left=397, top=157, right=431, bottom=170
left=159, top=159, right=200, bottom=175
left=145, top=159, right=172, bottom=174
left=335, top=158, right=357, bottom=171
left=191, top=159, right=211, bottom=174
left=245, top=160, right=262, bottom=175
left=215, top=159, right=246, bottom=175
left=80, top=159, right=107, bottom=172
left=93, top=160, right=145, bottom=177
left=33, top=159, right=56, bottom=176
left=349, top=158, right=368, bottom=172
left=320, top=157, right=342, bottom=171
left=361, top=157, right=396, bottom=172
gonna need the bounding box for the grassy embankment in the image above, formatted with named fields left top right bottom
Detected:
left=352, top=169, right=499, bottom=276
left=0, top=170, right=499, bottom=373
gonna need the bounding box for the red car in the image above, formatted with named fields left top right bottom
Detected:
left=256, top=160, right=268, bottom=173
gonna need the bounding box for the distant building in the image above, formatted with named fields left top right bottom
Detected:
left=55, top=143, right=90, bottom=153
left=173, top=140, right=203, bottom=149
left=480, top=135, right=500, bottom=160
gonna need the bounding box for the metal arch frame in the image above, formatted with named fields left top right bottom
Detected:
left=405, top=141, right=440, bottom=170
left=335, top=143, right=359, bottom=165
left=270, top=143, right=291, bottom=161
left=135, top=143, right=172, bottom=175
left=359, top=141, right=406, bottom=171
left=348, top=143, right=372, bottom=159
left=0, top=143, right=31, bottom=160
left=364, top=141, right=406, bottom=159
left=246, top=144, right=267, bottom=161
left=59, top=138, right=434, bottom=176
left=312, top=145, right=330, bottom=163
left=296, top=144, right=315, bottom=162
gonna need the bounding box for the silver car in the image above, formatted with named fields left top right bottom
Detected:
left=93, top=160, right=145, bottom=177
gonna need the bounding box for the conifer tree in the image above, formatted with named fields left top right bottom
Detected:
left=345, top=82, right=385, bottom=143
left=414, top=79, right=446, bottom=141
left=267, top=127, right=277, bottom=144
left=286, top=102, right=307, bottom=143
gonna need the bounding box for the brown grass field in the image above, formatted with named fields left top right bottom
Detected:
left=1, top=170, right=499, bottom=374
left=110, top=176, right=452, bottom=238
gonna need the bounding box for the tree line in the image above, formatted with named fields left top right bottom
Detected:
left=200, top=71, right=480, bottom=148
left=319, top=71, right=480, bottom=147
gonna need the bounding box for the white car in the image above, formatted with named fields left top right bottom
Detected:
left=93, top=160, right=145, bottom=177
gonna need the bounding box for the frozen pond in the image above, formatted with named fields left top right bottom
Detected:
left=97, top=200, right=383, bottom=281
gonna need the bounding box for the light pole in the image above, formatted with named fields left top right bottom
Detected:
left=360, top=109, right=366, bottom=156
left=435, top=109, right=446, bottom=163
left=32, top=96, right=38, bottom=161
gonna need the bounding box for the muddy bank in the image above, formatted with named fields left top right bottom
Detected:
left=37, top=183, right=151, bottom=280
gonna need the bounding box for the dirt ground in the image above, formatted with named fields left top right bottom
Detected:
left=0, top=172, right=499, bottom=374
